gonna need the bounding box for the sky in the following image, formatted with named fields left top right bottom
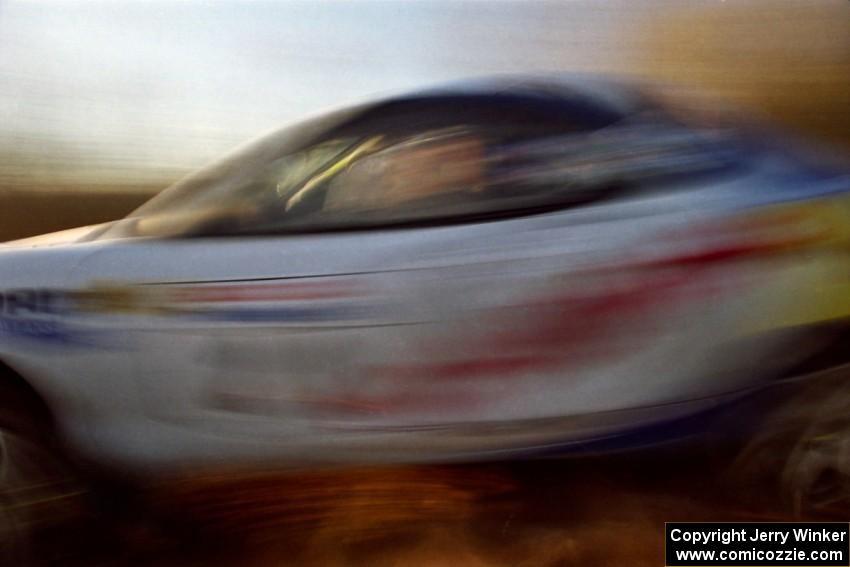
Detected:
left=0, top=0, right=653, bottom=182
left=0, top=1, right=847, bottom=188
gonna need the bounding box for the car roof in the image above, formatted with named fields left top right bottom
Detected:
left=407, top=73, right=646, bottom=114
left=295, top=74, right=642, bottom=148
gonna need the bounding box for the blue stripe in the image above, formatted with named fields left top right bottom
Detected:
left=189, top=304, right=378, bottom=323
left=0, top=316, right=104, bottom=347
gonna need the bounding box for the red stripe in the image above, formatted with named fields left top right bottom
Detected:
left=638, top=241, right=784, bottom=269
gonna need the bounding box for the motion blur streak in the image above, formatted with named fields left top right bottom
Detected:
left=0, top=1, right=849, bottom=566
left=115, top=454, right=807, bottom=566
left=154, top=466, right=513, bottom=544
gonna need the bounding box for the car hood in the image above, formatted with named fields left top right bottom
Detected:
left=4, top=222, right=114, bottom=249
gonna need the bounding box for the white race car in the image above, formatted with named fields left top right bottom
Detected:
left=2, top=76, right=850, bottom=484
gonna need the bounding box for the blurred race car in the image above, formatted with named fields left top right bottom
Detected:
left=1, top=75, right=850, bottom=483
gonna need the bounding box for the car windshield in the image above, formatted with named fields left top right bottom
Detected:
left=101, top=105, right=363, bottom=239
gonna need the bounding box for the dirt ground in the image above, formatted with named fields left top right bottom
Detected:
left=27, top=454, right=776, bottom=566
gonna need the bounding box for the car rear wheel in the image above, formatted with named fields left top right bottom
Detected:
left=730, top=363, right=850, bottom=517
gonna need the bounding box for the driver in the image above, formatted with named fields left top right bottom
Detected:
left=323, top=130, right=487, bottom=213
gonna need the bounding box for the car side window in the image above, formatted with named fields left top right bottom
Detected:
left=194, top=116, right=734, bottom=237
left=260, top=124, right=623, bottom=231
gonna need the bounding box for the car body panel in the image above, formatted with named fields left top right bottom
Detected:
left=1, top=77, right=849, bottom=469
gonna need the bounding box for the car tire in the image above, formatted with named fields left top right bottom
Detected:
left=0, top=383, right=91, bottom=566
left=730, top=363, right=850, bottom=518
